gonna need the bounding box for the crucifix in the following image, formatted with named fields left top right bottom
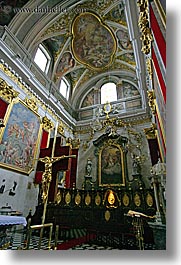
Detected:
left=38, top=121, right=76, bottom=248
left=39, top=155, right=76, bottom=204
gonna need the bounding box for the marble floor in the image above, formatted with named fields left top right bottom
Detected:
left=1, top=226, right=155, bottom=250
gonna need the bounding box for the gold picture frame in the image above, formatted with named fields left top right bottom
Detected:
left=98, top=143, right=126, bottom=187
left=0, top=98, right=42, bottom=174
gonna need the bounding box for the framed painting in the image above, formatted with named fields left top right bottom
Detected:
left=57, top=170, right=66, bottom=187
left=0, top=99, right=42, bottom=174
left=98, top=144, right=126, bottom=187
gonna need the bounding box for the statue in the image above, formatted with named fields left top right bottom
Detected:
left=83, top=158, right=93, bottom=190
left=86, top=158, right=92, bottom=177
left=131, top=154, right=141, bottom=175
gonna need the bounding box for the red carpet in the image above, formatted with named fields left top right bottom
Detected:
left=57, top=234, right=96, bottom=250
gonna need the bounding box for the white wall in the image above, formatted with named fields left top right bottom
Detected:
left=0, top=168, right=39, bottom=216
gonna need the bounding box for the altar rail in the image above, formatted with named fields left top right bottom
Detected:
left=32, top=188, right=156, bottom=226
left=30, top=188, right=157, bottom=249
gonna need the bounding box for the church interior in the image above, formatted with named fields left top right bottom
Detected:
left=0, top=0, right=166, bottom=250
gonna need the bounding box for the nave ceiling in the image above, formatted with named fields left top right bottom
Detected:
left=0, top=0, right=150, bottom=125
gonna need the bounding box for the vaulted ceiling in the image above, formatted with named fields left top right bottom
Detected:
left=0, top=0, right=150, bottom=123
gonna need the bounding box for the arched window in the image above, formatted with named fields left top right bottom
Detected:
left=59, top=78, right=70, bottom=100
left=34, top=44, right=51, bottom=74
left=101, top=82, right=117, bottom=104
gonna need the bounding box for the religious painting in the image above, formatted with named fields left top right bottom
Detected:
left=0, top=100, right=42, bottom=174
left=81, top=90, right=94, bottom=107
left=57, top=170, right=66, bottom=188
left=116, top=29, right=133, bottom=50
left=123, top=82, right=139, bottom=98
left=55, top=51, right=75, bottom=79
left=71, top=12, right=117, bottom=70
left=119, top=52, right=136, bottom=65
left=99, top=144, right=125, bottom=186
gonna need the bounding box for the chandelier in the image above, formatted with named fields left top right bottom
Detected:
left=90, top=101, right=124, bottom=134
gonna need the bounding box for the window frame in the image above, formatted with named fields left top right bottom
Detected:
left=100, top=82, right=117, bottom=104
left=34, top=44, right=51, bottom=74
left=59, top=77, right=70, bottom=100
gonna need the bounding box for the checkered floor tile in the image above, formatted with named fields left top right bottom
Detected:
left=1, top=227, right=156, bottom=250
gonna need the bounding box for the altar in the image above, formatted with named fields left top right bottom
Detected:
left=0, top=215, right=27, bottom=249
left=0, top=215, right=27, bottom=226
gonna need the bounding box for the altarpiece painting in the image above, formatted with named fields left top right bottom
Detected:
left=94, top=134, right=128, bottom=187
left=99, top=143, right=126, bottom=186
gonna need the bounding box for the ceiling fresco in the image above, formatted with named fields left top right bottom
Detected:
left=0, top=0, right=28, bottom=25
left=71, top=12, right=117, bottom=70
left=1, top=0, right=146, bottom=112
left=39, top=1, right=137, bottom=102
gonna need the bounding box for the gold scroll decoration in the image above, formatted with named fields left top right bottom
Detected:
left=146, top=58, right=153, bottom=79
left=137, top=0, right=153, bottom=55
left=41, top=116, right=54, bottom=131
left=0, top=77, right=19, bottom=103
left=24, top=97, right=38, bottom=112
left=147, top=90, right=156, bottom=115
left=58, top=121, right=64, bottom=135
left=143, top=123, right=157, bottom=139
left=72, top=138, right=80, bottom=149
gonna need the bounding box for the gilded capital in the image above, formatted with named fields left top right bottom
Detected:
left=143, top=123, right=157, bottom=139
left=57, top=121, right=64, bottom=135
left=24, top=97, right=38, bottom=112
left=0, top=78, right=19, bottom=103
left=41, top=116, right=54, bottom=131
left=72, top=138, right=80, bottom=149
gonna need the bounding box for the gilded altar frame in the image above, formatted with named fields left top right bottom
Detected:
left=98, top=140, right=126, bottom=187
left=0, top=98, right=42, bottom=174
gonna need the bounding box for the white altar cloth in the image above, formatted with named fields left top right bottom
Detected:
left=0, top=215, right=27, bottom=226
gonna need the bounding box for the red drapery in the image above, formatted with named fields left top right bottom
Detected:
left=152, top=48, right=166, bottom=103
left=34, top=130, right=50, bottom=184
left=0, top=98, right=9, bottom=119
left=150, top=4, right=166, bottom=67
left=40, top=129, right=49, bottom=149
